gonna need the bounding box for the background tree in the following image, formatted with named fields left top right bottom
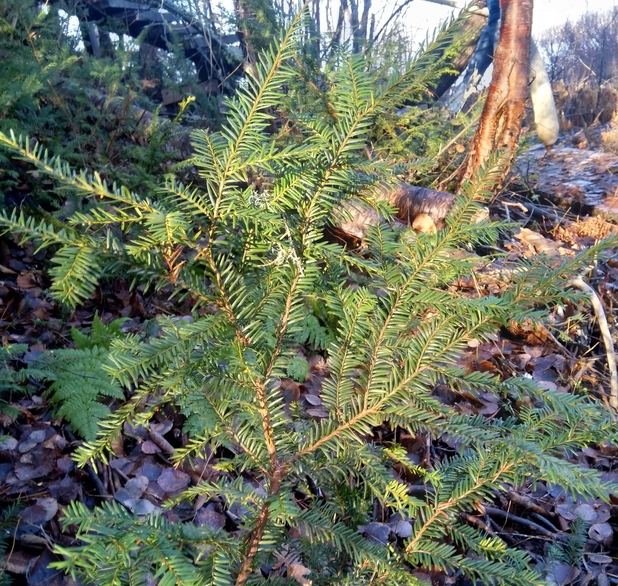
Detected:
left=534, top=6, right=618, bottom=137
left=537, top=7, right=618, bottom=85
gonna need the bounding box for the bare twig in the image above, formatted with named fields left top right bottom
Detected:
left=372, top=0, right=417, bottom=44
left=483, top=506, right=560, bottom=539
left=148, top=430, right=177, bottom=455
left=530, top=512, right=561, bottom=533
left=507, top=490, right=553, bottom=516
left=85, top=462, right=109, bottom=497
left=460, top=512, right=497, bottom=536
left=486, top=505, right=602, bottom=548
left=569, top=276, right=618, bottom=410
left=538, top=323, right=577, bottom=360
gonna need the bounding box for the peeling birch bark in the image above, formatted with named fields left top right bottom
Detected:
left=460, top=0, right=534, bottom=186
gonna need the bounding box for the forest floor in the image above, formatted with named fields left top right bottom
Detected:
left=3, top=142, right=618, bottom=586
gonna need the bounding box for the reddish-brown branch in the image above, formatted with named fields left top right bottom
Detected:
left=235, top=501, right=271, bottom=585
left=235, top=473, right=283, bottom=586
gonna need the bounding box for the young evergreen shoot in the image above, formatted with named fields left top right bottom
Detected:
left=1, top=8, right=617, bottom=586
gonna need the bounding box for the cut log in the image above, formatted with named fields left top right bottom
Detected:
left=335, top=183, right=487, bottom=239
left=391, top=184, right=456, bottom=226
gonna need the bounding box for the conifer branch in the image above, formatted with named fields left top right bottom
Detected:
left=0, top=131, right=158, bottom=213
left=212, top=8, right=307, bottom=226
left=405, top=458, right=515, bottom=556
left=3, top=9, right=617, bottom=583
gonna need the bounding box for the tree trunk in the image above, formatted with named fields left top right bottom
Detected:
left=234, top=0, right=259, bottom=78
left=350, top=0, right=360, bottom=53
left=460, top=0, right=534, bottom=186
left=432, top=2, right=489, bottom=99
left=98, top=26, right=116, bottom=60
left=327, top=0, right=348, bottom=59
left=80, top=20, right=102, bottom=58
left=358, top=0, right=371, bottom=52
left=312, top=0, right=321, bottom=58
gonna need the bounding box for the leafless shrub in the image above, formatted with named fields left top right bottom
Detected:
left=601, top=124, right=618, bottom=154
left=534, top=7, right=618, bottom=132
left=599, top=85, right=618, bottom=125
left=537, top=7, right=618, bottom=86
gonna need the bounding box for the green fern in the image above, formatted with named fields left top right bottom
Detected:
left=0, top=503, right=21, bottom=586
left=545, top=517, right=589, bottom=570
left=0, top=344, right=31, bottom=395
left=1, top=7, right=618, bottom=586
left=70, top=312, right=128, bottom=349
left=286, top=356, right=309, bottom=382
left=0, top=316, right=126, bottom=440
left=44, top=346, right=124, bottom=440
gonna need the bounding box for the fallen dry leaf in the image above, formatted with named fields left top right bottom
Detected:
left=515, top=228, right=563, bottom=257
left=287, top=560, right=312, bottom=586
left=546, top=561, right=580, bottom=586
left=358, top=522, right=391, bottom=545
left=19, top=497, right=58, bottom=525
left=157, top=468, right=190, bottom=495
left=273, top=548, right=313, bottom=586
left=589, top=522, right=613, bottom=545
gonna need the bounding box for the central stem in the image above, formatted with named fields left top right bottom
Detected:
left=235, top=472, right=283, bottom=586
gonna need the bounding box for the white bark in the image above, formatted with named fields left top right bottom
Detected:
left=529, top=39, right=560, bottom=147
